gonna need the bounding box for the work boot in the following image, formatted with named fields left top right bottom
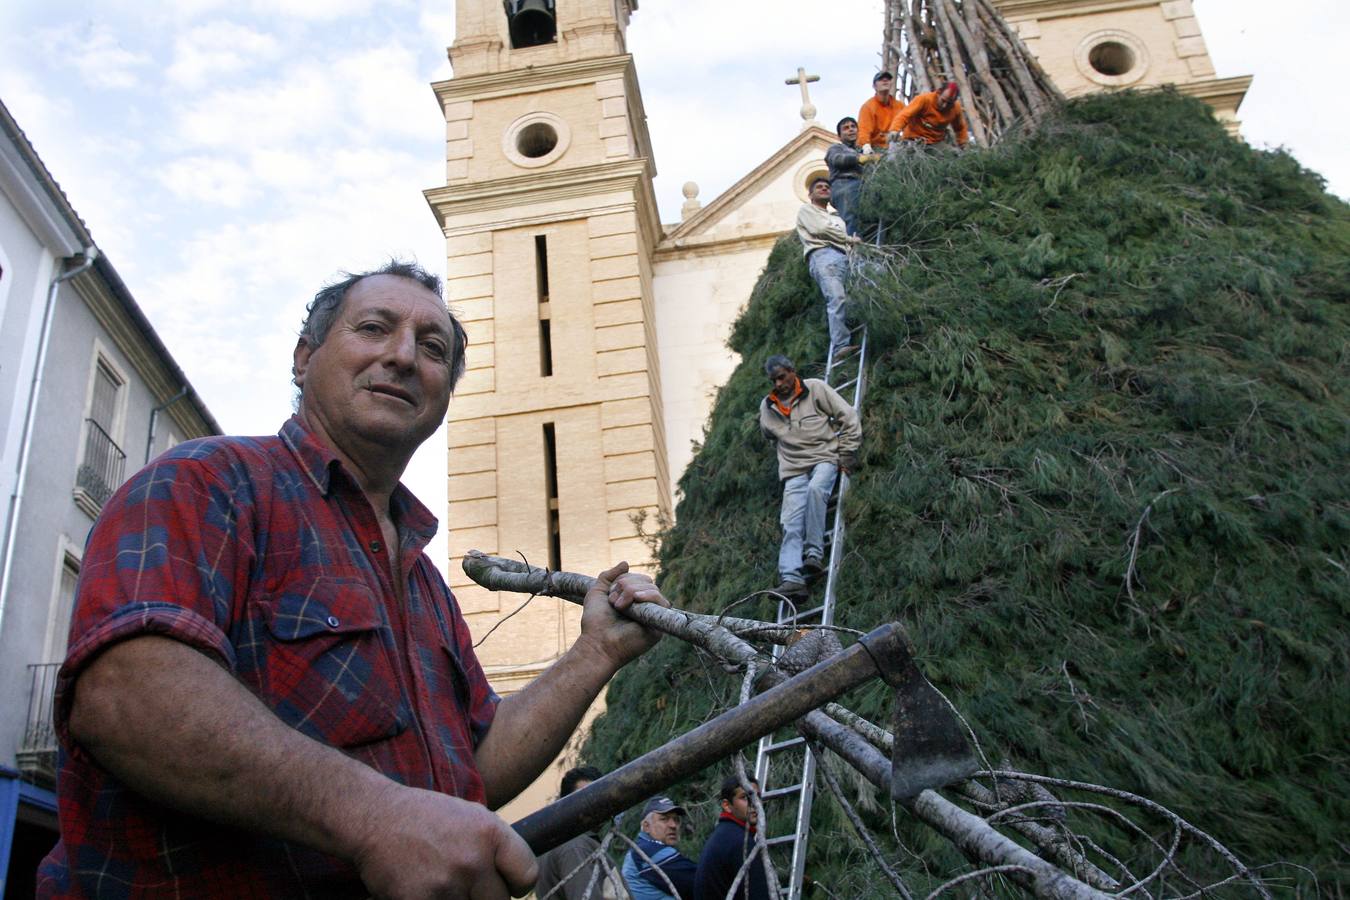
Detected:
left=802, top=552, right=825, bottom=580
left=773, top=580, right=809, bottom=602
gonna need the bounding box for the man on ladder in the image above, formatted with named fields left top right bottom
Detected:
left=759, top=354, right=862, bottom=602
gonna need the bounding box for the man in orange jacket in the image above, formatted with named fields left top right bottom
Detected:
left=894, top=81, right=970, bottom=148
left=857, top=71, right=901, bottom=151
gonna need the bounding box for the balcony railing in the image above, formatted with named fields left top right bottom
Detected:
left=76, top=418, right=127, bottom=509
left=17, top=661, right=61, bottom=785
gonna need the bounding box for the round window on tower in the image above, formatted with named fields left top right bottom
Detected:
left=1075, top=30, right=1149, bottom=87
left=515, top=122, right=559, bottom=159
left=503, top=112, right=571, bottom=169
left=1089, top=41, right=1135, bottom=76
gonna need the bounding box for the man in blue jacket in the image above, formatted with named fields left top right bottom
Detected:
left=695, top=776, right=770, bottom=900
left=621, top=796, right=697, bottom=899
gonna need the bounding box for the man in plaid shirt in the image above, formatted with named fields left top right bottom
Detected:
left=37, top=261, right=668, bottom=899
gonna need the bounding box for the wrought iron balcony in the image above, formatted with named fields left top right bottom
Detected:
left=17, top=661, right=61, bottom=786
left=76, top=418, right=126, bottom=510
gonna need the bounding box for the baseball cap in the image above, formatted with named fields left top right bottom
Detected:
left=873, top=71, right=894, bottom=84
left=641, top=796, right=687, bottom=817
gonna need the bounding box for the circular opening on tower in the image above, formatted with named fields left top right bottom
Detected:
left=1088, top=41, right=1135, bottom=77
left=516, top=122, right=559, bottom=159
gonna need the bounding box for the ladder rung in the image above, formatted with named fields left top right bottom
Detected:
left=761, top=735, right=806, bottom=753
left=762, top=784, right=804, bottom=801
left=766, top=834, right=798, bottom=848
left=781, top=604, right=824, bottom=624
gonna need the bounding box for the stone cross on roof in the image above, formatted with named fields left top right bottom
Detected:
left=785, top=67, right=821, bottom=130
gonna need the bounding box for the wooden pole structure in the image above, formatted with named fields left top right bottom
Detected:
left=882, top=0, right=1062, bottom=145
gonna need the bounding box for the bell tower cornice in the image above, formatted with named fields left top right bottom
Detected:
left=993, top=0, right=1167, bottom=17
left=433, top=54, right=637, bottom=104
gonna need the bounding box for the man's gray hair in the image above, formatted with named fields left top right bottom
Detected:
left=300, top=259, right=469, bottom=390
left=764, top=354, right=795, bottom=376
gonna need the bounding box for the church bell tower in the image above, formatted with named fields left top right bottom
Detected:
left=423, top=0, right=668, bottom=774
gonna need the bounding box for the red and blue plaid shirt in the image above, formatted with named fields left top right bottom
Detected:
left=38, top=417, right=499, bottom=898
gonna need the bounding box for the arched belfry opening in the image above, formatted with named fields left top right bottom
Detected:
left=504, top=0, right=557, bottom=49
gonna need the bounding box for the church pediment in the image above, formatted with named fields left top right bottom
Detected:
left=658, top=125, right=838, bottom=253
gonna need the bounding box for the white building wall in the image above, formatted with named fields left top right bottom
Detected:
left=653, top=243, right=774, bottom=485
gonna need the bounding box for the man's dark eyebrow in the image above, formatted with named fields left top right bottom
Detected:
left=360, top=306, right=452, bottom=339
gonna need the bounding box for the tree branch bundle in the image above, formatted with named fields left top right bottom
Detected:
left=882, top=0, right=1062, bottom=144
left=463, top=553, right=1270, bottom=898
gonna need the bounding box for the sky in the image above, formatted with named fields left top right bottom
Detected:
left=1, top=0, right=1345, bottom=573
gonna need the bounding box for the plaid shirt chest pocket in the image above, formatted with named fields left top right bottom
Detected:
left=254, top=575, right=410, bottom=748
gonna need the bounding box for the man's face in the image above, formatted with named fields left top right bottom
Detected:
left=937, top=86, right=957, bottom=111
left=874, top=77, right=893, bottom=100
left=643, top=810, right=682, bottom=845
left=809, top=180, right=831, bottom=205
left=724, top=786, right=759, bottom=825
left=768, top=366, right=797, bottom=401
left=293, top=274, right=456, bottom=461
left=840, top=121, right=859, bottom=144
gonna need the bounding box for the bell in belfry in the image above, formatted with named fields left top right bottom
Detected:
left=504, top=0, right=557, bottom=49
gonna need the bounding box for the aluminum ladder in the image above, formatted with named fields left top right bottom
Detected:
left=753, top=323, right=868, bottom=899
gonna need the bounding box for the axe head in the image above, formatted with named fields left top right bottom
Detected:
left=863, top=628, right=980, bottom=800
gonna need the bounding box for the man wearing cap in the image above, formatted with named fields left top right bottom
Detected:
left=760, top=354, right=861, bottom=602
left=825, top=117, right=880, bottom=237
left=894, top=81, right=970, bottom=148
left=858, top=71, right=902, bottom=152
left=796, top=177, right=862, bottom=362
left=621, top=796, right=697, bottom=900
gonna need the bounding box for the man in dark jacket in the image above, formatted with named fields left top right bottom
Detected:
left=694, top=776, right=770, bottom=900
left=824, top=116, right=878, bottom=236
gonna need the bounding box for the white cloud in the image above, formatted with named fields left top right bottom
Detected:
left=628, top=0, right=884, bottom=74
left=346, top=42, right=443, bottom=139
left=263, top=0, right=380, bottom=20
left=246, top=147, right=328, bottom=192
left=175, top=65, right=339, bottom=149
left=167, top=21, right=280, bottom=89
left=159, top=155, right=260, bottom=206
left=419, top=0, right=455, bottom=82
left=46, top=22, right=154, bottom=90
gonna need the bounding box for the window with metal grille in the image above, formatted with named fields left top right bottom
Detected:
left=76, top=357, right=127, bottom=510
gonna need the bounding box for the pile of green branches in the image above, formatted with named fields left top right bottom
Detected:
left=582, top=90, right=1348, bottom=895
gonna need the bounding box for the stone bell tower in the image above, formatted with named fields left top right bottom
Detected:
left=423, top=0, right=668, bottom=808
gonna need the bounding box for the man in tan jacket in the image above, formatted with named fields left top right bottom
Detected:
left=795, top=177, right=861, bottom=362
left=759, top=354, right=862, bottom=600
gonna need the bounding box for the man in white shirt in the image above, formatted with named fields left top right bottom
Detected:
left=795, top=178, right=861, bottom=361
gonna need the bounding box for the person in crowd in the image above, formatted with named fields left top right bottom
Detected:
left=825, top=116, right=879, bottom=236
left=694, top=776, right=769, bottom=900
left=795, top=177, right=861, bottom=361
left=894, top=81, right=970, bottom=148
left=621, top=796, right=697, bottom=899
left=759, top=355, right=861, bottom=601
left=36, top=260, right=669, bottom=899
left=537, top=765, right=629, bottom=900
left=858, top=71, right=902, bottom=151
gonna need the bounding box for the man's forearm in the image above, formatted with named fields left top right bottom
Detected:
left=69, top=635, right=391, bottom=862
left=474, top=634, right=618, bottom=809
